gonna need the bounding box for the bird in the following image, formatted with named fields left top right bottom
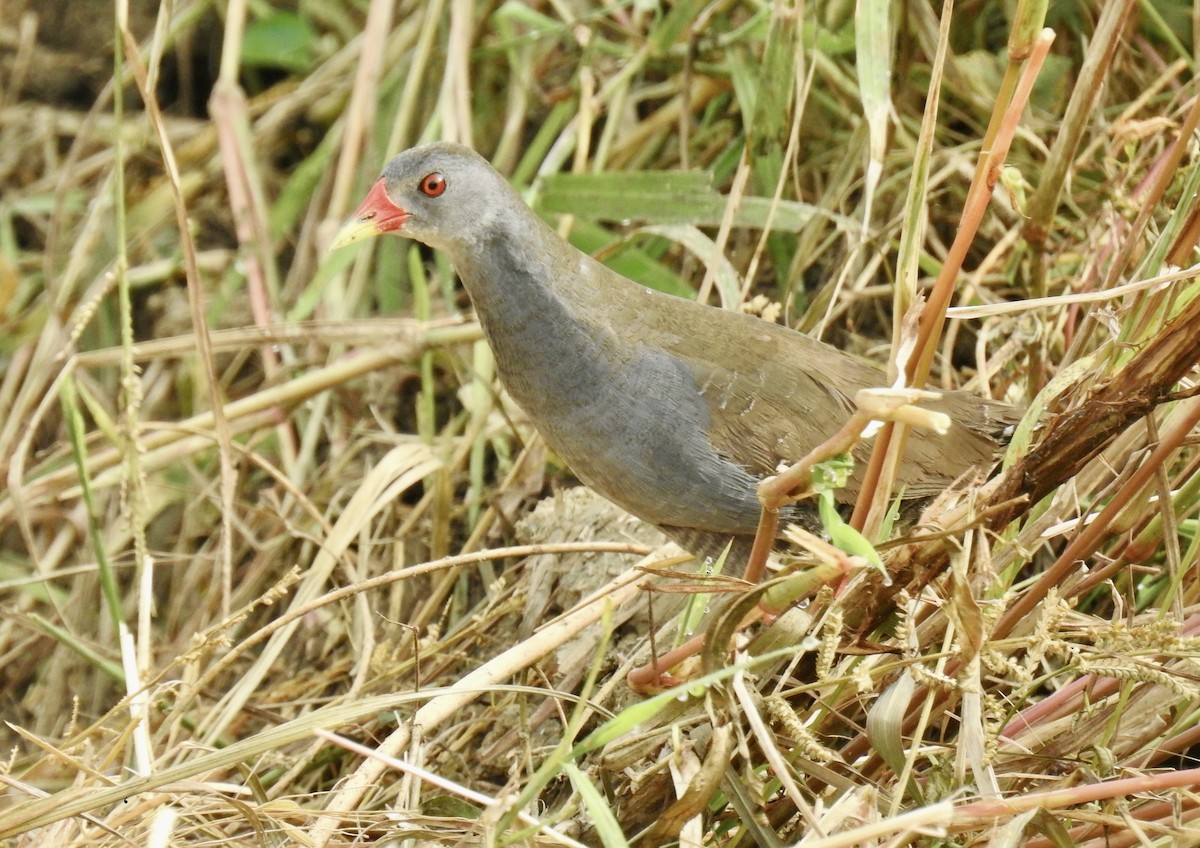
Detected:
left=333, top=142, right=1012, bottom=572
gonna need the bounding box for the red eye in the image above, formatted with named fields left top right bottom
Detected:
left=419, top=172, right=446, bottom=197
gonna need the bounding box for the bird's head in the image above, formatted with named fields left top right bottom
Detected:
left=332, top=142, right=506, bottom=254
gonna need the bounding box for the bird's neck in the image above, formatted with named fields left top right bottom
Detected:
left=451, top=222, right=619, bottom=410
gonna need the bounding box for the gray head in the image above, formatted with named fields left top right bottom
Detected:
left=332, top=142, right=519, bottom=257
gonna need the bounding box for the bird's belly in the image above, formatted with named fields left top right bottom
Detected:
left=556, top=432, right=765, bottom=537
left=506, top=350, right=766, bottom=536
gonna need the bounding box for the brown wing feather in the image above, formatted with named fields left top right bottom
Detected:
left=579, top=272, right=1008, bottom=500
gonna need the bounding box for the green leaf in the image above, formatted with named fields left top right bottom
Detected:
left=637, top=224, right=742, bottom=309
left=563, top=763, right=628, bottom=848
left=563, top=218, right=694, bottom=298
left=421, top=794, right=481, bottom=819
left=678, top=539, right=730, bottom=646
left=819, top=489, right=884, bottom=571
left=539, top=171, right=855, bottom=233
left=242, top=11, right=316, bottom=73
left=812, top=456, right=885, bottom=572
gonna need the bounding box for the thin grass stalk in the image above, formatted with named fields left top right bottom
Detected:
left=493, top=605, right=615, bottom=839
left=385, top=0, right=446, bottom=154
left=331, top=0, right=398, bottom=221
left=1122, top=99, right=1200, bottom=343
left=209, top=0, right=301, bottom=512
left=126, top=29, right=240, bottom=622
left=855, top=0, right=892, bottom=259
left=441, top=0, right=475, bottom=146
left=111, top=0, right=159, bottom=780
left=1022, top=0, right=1134, bottom=252
left=852, top=29, right=1054, bottom=537
left=969, top=0, right=1049, bottom=203
left=58, top=377, right=122, bottom=633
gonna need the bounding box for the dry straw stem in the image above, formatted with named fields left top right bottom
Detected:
left=2, top=323, right=479, bottom=525
left=306, top=551, right=660, bottom=847
left=315, top=728, right=591, bottom=847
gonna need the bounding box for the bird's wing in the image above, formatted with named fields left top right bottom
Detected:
left=608, top=284, right=1004, bottom=500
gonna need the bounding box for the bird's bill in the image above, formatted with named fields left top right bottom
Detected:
left=330, top=178, right=409, bottom=249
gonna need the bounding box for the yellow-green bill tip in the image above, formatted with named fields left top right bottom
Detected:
left=330, top=218, right=382, bottom=250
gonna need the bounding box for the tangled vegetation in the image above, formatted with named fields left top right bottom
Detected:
left=2, top=0, right=1200, bottom=845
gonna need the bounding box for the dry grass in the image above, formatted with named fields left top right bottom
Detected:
left=3, top=0, right=1200, bottom=845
